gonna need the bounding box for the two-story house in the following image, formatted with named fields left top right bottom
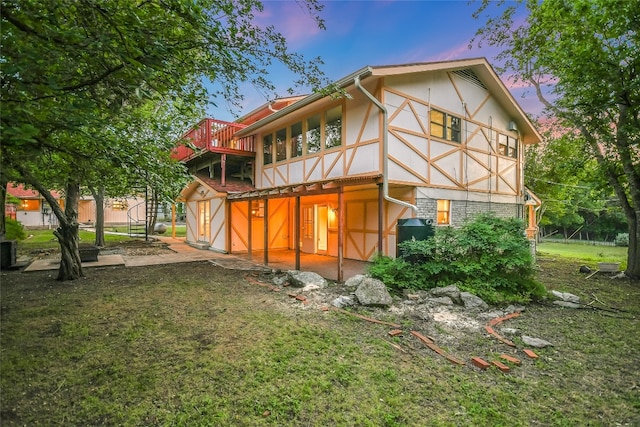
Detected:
left=177, top=58, right=542, bottom=280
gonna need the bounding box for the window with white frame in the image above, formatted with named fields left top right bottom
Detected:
left=306, top=114, right=321, bottom=154
left=263, top=134, right=273, bottom=165
left=275, top=127, right=287, bottom=162
left=290, top=121, right=303, bottom=158
left=497, top=133, right=518, bottom=158
left=324, top=105, right=342, bottom=149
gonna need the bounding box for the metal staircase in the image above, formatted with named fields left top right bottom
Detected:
left=126, top=186, right=155, bottom=240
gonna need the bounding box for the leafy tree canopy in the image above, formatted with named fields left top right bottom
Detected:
left=1, top=0, right=328, bottom=279
left=473, top=0, right=640, bottom=278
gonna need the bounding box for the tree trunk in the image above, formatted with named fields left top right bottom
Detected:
left=0, top=178, right=7, bottom=239
left=91, top=186, right=106, bottom=247
left=54, top=182, right=83, bottom=280
left=148, top=189, right=157, bottom=236
left=626, top=211, right=639, bottom=279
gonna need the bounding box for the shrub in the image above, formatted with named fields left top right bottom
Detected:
left=369, top=213, right=546, bottom=304
left=5, top=218, right=26, bottom=240
left=614, top=233, right=629, bottom=247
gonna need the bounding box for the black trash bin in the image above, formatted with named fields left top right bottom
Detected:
left=0, top=240, right=17, bottom=269
left=396, top=218, right=434, bottom=262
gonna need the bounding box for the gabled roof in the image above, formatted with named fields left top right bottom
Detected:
left=179, top=175, right=256, bottom=200
left=236, top=57, right=542, bottom=145
left=235, top=96, right=307, bottom=126
left=6, top=183, right=61, bottom=199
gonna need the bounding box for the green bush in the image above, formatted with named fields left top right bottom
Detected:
left=5, top=219, right=26, bottom=240
left=369, top=213, right=546, bottom=304
left=614, top=233, right=629, bottom=247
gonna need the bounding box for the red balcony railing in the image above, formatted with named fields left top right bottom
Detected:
left=172, top=118, right=254, bottom=162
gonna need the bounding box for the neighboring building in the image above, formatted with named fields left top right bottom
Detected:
left=5, top=183, right=61, bottom=229
left=5, top=183, right=153, bottom=229
left=176, top=58, right=542, bottom=278
left=78, top=195, right=147, bottom=226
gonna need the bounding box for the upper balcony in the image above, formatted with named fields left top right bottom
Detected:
left=171, top=118, right=255, bottom=163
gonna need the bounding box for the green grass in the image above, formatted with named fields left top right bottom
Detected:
left=1, top=260, right=639, bottom=426
left=19, top=229, right=136, bottom=251
left=538, top=241, right=628, bottom=268
left=164, top=224, right=186, bottom=237
left=106, top=224, right=186, bottom=237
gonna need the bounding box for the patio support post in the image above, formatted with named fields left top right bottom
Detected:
left=226, top=200, right=232, bottom=253
left=378, top=183, right=383, bottom=257
left=221, top=154, right=226, bottom=187
left=295, top=196, right=301, bottom=270
left=171, top=203, right=176, bottom=239
left=337, top=187, right=344, bottom=282
left=247, top=200, right=252, bottom=260
left=263, top=198, right=269, bottom=265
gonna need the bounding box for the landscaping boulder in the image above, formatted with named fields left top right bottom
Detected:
left=460, top=292, right=488, bottom=311
left=522, top=335, right=553, bottom=348
left=332, top=295, right=356, bottom=308
left=287, top=270, right=327, bottom=291
left=344, top=274, right=366, bottom=289
left=424, top=296, right=454, bottom=306
left=355, top=277, right=392, bottom=307
left=428, top=285, right=461, bottom=304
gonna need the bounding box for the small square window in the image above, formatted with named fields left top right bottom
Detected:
left=437, top=200, right=451, bottom=225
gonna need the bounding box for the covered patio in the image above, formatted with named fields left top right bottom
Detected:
left=233, top=249, right=371, bottom=282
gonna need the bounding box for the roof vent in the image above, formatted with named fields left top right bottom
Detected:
left=452, top=69, right=487, bottom=90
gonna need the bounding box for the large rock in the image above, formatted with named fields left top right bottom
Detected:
left=355, top=277, right=393, bottom=307
left=428, top=285, right=461, bottom=304
left=522, top=335, right=553, bottom=348
left=332, top=295, right=357, bottom=308
left=460, top=292, right=489, bottom=311
left=551, top=290, right=580, bottom=304
left=424, top=296, right=454, bottom=307
left=344, top=274, right=366, bottom=289
left=287, top=270, right=327, bottom=291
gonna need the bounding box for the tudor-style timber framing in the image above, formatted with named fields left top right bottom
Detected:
left=178, top=58, right=542, bottom=280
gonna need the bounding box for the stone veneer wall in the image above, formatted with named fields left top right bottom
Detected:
left=416, top=198, right=523, bottom=228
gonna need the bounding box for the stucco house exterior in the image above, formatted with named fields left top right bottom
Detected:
left=176, top=58, right=542, bottom=279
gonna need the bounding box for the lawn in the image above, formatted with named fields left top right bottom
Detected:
left=19, top=229, right=137, bottom=251
left=538, top=241, right=628, bottom=268
left=1, top=245, right=638, bottom=426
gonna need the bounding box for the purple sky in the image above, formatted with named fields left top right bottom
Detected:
left=207, top=0, right=543, bottom=120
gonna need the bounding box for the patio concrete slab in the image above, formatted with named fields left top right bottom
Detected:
left=23, top=254, right=125, bottom=272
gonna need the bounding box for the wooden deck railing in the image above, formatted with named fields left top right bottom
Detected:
left=172, top=118, right=253, bottom=162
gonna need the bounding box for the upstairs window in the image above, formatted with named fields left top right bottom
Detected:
left=306, top=114, right=321, bottom=154
left=324, top=105, right=342, bottom=149
left=497, top=133, right=518, bottom=159
left=275, top=128, right=287, bottom=162
left=290, top=121, right=303, bottom=158
left=263, top=134, right=273, bottom=165
left=430, top=109, right=462, bottom=143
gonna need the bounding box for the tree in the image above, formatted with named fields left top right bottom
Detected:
left=524, top=131, right=626, bottom=240
left=474, top=0, right=640, bottom=279
left=1, top=0, right=328, bottom=280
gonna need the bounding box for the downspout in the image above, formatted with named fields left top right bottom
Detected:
left=354, top=75, right=418, bottom=214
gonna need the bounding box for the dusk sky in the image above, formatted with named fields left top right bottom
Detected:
left=207, top=0, right=541, bottom=120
